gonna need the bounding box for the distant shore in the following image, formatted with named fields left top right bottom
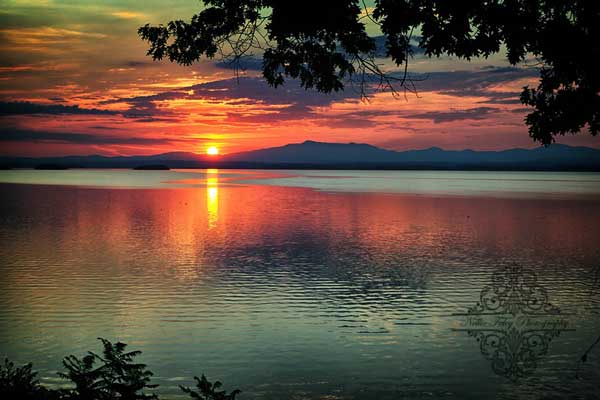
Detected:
left=1, top=163, right=600, bottom=172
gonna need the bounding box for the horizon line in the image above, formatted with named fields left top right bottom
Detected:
left=1, top=140, right=596, bottom=159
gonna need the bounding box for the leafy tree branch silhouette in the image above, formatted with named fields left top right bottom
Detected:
left=139, top=0, right=599, bottom=145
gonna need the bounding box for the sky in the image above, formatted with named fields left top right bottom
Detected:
left=1, top=0, right=599, bottom=157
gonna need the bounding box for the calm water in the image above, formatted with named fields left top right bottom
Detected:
left=1, top=169, right=600, bottom=399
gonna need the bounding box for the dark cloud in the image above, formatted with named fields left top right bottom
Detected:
left=109, top=76, right=348, bottom=108
left=214, top=57, right=263, bottom=71
left=0, top=101, right=117, bottom=116
left=114, top=66, right=535, bottom=108
left=123, top=60, right=155, bottom=68
left=130, top=117, right=176, bottom=123
left=89, top=125, right=119, bottom=130
left=417, top=67, right=538, bottom=100
left=425, top=69, right=535, bottom=91
left=0, top=128, right=173, bottom=145
left=106, top=76, right=351, bottom=123
left=104, top=66, right=536, bottom=126
left=0, top=11, right=52, bottom=29
left=315, top=116, right=379, bottom=129
left=403, top=107, right=498, bottom=123
left=311, top=109, right=397, bottom=129
left=481, top=97, right=522, bottom=105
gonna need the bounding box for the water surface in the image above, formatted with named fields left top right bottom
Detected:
left=1, top=169, right=599, bottom=399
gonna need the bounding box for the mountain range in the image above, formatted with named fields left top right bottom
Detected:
left=2, top=140, right=600, bottom=171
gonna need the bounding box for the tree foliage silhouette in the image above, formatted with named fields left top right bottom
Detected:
left=59, top=353, right=100, bottom=399
left=139, top=0, right=599, bottom=145
left=1, top=339, right=241, bottom=400
left=179, top=374, right=241, bottom=400
left=0, top=358, right=59, bottom=400
left=59, top=338, right=158, bottom=400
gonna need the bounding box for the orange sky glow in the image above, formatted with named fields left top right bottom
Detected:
left=1, top=1, right=599, bottom=157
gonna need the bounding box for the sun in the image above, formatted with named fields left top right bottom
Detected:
left=206, top=146, right=219, bottom=155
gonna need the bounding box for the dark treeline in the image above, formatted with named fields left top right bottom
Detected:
left=0, top=338, right=240, bottom=400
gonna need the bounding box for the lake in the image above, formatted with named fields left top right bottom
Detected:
left=1, top=169, right=599, bottom=399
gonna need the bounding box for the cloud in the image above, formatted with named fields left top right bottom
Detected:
left=99, top=66, right=536, bottom=129
left=412, top=67, right=534, bottom=89
left=0, top=128, right=174, bottom=145
left=122, top=61, right=155, bottom=68
left=415, top=67, right=538, bottom=99
left=110, top=11, right=147, bottom=20
left=0, top=27, right=107, bottom=45
left=112, top=66, right=535, bottom=109
left=315, top=116, right=379, bottom=129
left=214, top=57, right=263, bottom=71
left=89, top=125, right=119, bottom=130
left=403, top=107, right=498, bottom=123
left=312, top=109, right=397, bottom=129
left=0, top=101, right=117, bottom=116
left=0, top=65, right=39, bottom=73
left=111, top=76, right=348, bottom=107
left=105, top=76, right=352, bottom=123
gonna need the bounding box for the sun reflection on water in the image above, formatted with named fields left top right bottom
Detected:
left=206, top=169, right=219, bottom=229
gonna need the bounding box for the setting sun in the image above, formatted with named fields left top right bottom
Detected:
left=206, top=146, right=219, bottom=155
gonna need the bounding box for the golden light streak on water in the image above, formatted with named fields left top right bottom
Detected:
left=206, top=169, right=219, bottom=229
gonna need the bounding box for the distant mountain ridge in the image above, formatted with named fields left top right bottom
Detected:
left=2, top=140, right=600, bottom=171
left=224, top=140, right=600, bottom=166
